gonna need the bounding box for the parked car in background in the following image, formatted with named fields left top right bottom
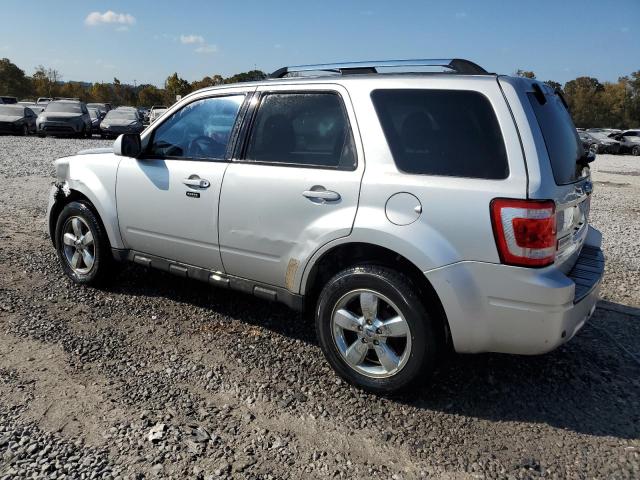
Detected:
left=46, top=58, right=603, bottom=393
left=0, top=96, right=18, bottom=104
left=17, top=101, right=45, bottom=115
left=100, top=108, right=144, bottom=138
left=149, top=105, right=168, bottom=123
left=36, top=97, right=52, bottom=105
left=138, top=107, right=150, bottom=124
left=37, top=100, right=92, bottom=138
left=613, top=130, right=640, bottom=155
left=580, top=130, right=621, bottom=154
left=87, top=103, right=112, bottom=113
left=0, top=104, right=37, bottom=135
left=87, top=107, right=102, bottom=136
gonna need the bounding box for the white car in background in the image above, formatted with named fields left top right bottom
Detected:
left=149, top=105, right=168, bottom=123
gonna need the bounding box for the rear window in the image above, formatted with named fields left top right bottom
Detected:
left=371, top=89, right=508, bottom=179
left=527, top=91, right=583, bottom=185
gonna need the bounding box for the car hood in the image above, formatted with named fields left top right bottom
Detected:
left=40, top=112, right=83, bottom=119
left=0, top=115, right=23, bottom=122
left=76, top=147, right=114, bottom=156
left=103, top=119, right=139, bottom=126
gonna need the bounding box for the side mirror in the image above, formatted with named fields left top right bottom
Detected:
left=114, top=133, right=142, bottom=158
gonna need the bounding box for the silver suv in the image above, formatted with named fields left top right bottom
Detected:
left=47, top=59, right=604, bottom=393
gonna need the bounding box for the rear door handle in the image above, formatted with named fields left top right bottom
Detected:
left=183, top=178, right=210, bottom=189
left=302, top=187, right=341, bottom=202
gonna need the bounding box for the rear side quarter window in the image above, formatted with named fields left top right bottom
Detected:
left=371, top=89, right=509, bottom=179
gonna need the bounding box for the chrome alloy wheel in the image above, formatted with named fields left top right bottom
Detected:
left=61, top=216, right=95, bottom=275
left=331, top=289, right=412, bottom=378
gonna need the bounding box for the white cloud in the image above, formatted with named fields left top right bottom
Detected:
left=180, top=34, right=205, bottom=44
left=195, top=44, right=218, bottom=54
left=85, top=11, right=136, bottom=27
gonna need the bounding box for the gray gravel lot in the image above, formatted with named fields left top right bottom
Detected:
left=0, top=136, right=638, bottom=479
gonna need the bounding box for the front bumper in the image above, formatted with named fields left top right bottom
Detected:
left=38, top=121, right=82, bottom=135
left=426, top=226, right=604, bottom=355
left=0, top=121, right=23, bottom=134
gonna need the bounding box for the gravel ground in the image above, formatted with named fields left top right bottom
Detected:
left=0, top=136, right=638, bottom=479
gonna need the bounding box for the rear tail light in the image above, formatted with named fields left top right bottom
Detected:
left=490, top=198, right=556, bottom=267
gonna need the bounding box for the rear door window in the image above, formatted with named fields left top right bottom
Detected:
left=244, top=92, right=356, bottom=170
left=527, top=90, right=584, bottom=185
left=371, top=89, right=508, bottom=179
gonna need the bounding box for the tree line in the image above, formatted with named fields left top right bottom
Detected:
left=0, top=57, right=266, bottom=108
left=1, top=57, right=639, bottom=128
left=515, top=69, right=640, bottom=129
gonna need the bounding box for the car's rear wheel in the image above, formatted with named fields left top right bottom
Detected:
left=22, top=124, right=29, bottom=136
left=315, top=265, right=437, bottom=393
left=589, top=143, right=599, bottom=154
left=55, top=201, right=114, bottom=286
left=632, top=146, right=640, bottom=156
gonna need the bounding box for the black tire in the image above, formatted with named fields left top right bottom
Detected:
left=315, top=265, right=437, bottom=394
left=54, top=201, right=114, bottom=286
left=632, top=146, right=640, bottom=156
left=22, top=124, right=29, bottom=136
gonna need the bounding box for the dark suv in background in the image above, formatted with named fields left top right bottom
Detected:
left=37, top=100, right=92, bottom=138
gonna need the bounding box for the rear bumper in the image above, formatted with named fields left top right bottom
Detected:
left=426, top=226, right=604, bottom=355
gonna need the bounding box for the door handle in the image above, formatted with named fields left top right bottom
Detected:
left=302, top=187, right=341, bottom=202
left=183, top=178, right=210, bottom=189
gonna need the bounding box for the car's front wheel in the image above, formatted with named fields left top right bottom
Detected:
left=632, top=146, right=640, bottom=156
left=316, top=266, right=437, bottom=393
left=55, top=201, right=113, bottom=285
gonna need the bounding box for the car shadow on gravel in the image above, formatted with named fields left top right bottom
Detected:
left=105, top=266, right=639, bottom=440
left=404, top=306, right=640, bottom=440
left=105, top=265, right=318, bottom=344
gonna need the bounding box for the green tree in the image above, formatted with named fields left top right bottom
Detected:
left=544, top=80, right=562, bottom=91
left=563, top=76, right=605, bottom=127
left=138, top=85, right=166, bottom=106
left=0, top=58, right=32, bottom=98
left=224, top=70, right=267, bottom=84
left=515, top=69, right=536, bottom=79
left=191, top=74, right=224, bottom=91
left=164, top=72, right=191, bottom=104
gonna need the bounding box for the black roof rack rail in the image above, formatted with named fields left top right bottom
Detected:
left=269, top=58, right=489, bottom=78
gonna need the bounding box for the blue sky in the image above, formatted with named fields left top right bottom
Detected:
left=1, top=0, right=638, bottom=87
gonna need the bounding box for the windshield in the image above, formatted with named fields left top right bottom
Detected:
left=88, top=109, right=99, bottom=119
left=527, top=90, right=584, bottom=185
left=0, top=105, right=23, bottom=116
left=45, top=102, right=82, bottom=114
left=105, top=110, right=137, bottom=121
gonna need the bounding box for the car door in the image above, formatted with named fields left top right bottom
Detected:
left=218, top=84, right=364, bottom=290
left=116, top=90, right=250, bottom=270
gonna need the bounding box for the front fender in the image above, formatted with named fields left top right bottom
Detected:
left=51, top=154, right=124, bottom=249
